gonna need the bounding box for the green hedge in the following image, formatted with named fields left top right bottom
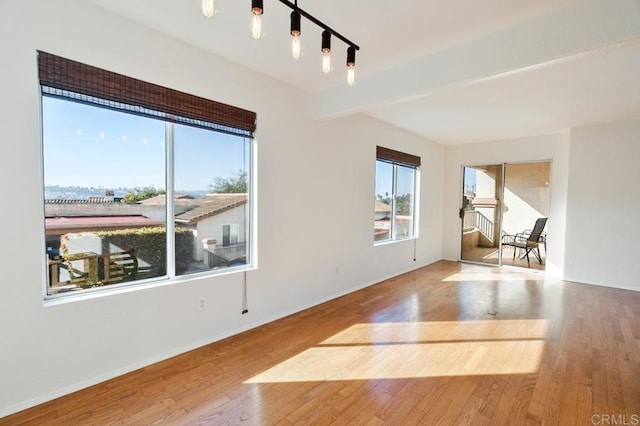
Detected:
left=93, top=227, right=194, bottom=276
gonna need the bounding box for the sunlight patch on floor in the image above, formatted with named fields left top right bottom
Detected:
left=321, top=320, right=549, bottom=345
left=442, top=271, right=539, bottom=282
left=245, top=320, right=548, bottom=383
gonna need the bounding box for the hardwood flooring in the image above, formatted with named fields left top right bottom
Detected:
left=2, top=261, right=640, bottom=425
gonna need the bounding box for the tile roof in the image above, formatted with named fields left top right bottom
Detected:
left=375, top=201, right=392, bottom=213
left=137, top=194, right=194, bottom=205
left=45, top=194, right=246, bottom=225
left=175, top=193, right=248, bottom=225
left=45, top=215, right=164, bottom=231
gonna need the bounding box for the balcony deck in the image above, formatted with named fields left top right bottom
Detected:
left=462, top=245, right=546, bottom=271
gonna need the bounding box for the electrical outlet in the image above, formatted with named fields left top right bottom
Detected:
left=199, top=299, right=206, bottom=311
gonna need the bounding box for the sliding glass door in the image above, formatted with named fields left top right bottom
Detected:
left=461, top=165, right=503, bottom=265
left=460, top=161, right=550, bottom=269
left=500, top=162, right=550, bottom=270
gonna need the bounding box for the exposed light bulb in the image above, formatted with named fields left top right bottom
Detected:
left=322, top=52, right=333, bottom=74
left=201, top=0, right=217, bottom=18
left=346, top=46, right=357, bottom=86
left=290, top=10, right=302, bottom=60
left=321, top=30, right=332, bottom=74
left=347, top=66, right=356, bottom=86
left=291, top=35, right=302, bottom=60
left=251, top=13, right=263, bottom=40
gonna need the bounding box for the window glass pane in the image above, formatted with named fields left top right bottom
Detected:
left=230, top=224, right=239, bottom=246
left=222, top=225, right=231, bottom=247
left=394, top=165, right=415, bottom=239
left=174, top=124, right=250, bottom=274
left=43, top=97, right=167, bottom=295
left=374, top=160, right=393, bottom=242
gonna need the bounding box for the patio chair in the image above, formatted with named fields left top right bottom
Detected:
left=501, top=218, right=547, bottom=267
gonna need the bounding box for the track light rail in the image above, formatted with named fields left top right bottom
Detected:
left=276, top=0, right=360, bottom=51
left=201, top=0, right=359, bottom=85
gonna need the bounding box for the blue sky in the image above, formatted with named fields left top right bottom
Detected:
left=42, top=97, right=249, bottom=191
left=464, top=167, right=477, bottom=189
left=375, top=161, right=393, bottom=198
left=375, top=160, right=415, bottom=199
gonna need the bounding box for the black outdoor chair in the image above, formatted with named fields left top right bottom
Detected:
left=501, top=218, right=547, bottom=267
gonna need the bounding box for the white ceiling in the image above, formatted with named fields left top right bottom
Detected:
left=368, top=41, right=640, bottom=145
left=91, top=0, right=640, bottom=144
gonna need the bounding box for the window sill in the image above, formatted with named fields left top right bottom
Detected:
left=43, top=264, right=256, bottom=307
left=374, top=236, right=417, bottom=247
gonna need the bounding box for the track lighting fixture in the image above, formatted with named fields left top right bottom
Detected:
left=251, top=0, right=264, bottom=40
left=347, top=45, right=356, bottom=86
left=290, top=10, right=302, bottom=60
left=321, top=30, right=333, bottom=74
left=201, top=0, right=360, bottom=86
left=201, top=0, right=218, bottom=19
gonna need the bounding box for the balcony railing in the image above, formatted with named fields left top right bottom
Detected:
left=463, top=210, right=494, bottom=243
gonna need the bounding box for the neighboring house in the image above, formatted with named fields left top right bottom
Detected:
left=174, top=193, right=248, bottom=266
left=374, top=200, right=413, bottom=241
left=374, top=200, right=391, bottom=221
left=46, top=192, right=248, bottom=268
left=135, top=193, right=195, bottom=221
left=44, top=196, right=164, bottom=258
left=374, top=200, right=392, bottom=241
left=141, top=193, right=248, bottom=266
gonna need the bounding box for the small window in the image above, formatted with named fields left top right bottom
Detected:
left=374, top=146, right=420, bottom=243
left=222, top=224, right=239, bottom=247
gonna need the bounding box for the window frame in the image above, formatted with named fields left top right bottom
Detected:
left=38, top=52, right=257, bottom=300
left=374, top=146, right=420, bottom=245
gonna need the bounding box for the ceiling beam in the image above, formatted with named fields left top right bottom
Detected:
left=309, top=0, right=640, bottom=120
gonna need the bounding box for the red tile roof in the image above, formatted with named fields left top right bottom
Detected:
left=45, top=215, right=164, bottom=232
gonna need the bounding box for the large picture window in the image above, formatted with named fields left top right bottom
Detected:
left=374, top=146, right=420, bottom=243
left=39, top=51, right=255, bottom=296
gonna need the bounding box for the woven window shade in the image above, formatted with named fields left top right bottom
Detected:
left=38, top=51, right=256, bottom=137
left=377, top=146, right=421, bottom=168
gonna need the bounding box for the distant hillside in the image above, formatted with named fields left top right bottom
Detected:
left=44, top=185, right=127, bottom=200
left=44, top=185, right=208, bottom=200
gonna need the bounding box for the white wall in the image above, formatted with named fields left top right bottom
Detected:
left=443, top=132, right=570, bottom=276
left=564, top=121, right=640, bottom=291
left=0, top=0, right=444, bottom=416
left=442, top=122, right=640, bottom=290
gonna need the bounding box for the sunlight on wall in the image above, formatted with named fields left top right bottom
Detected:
left=245, top=320, right=548, bottom=383
left=502, top=187, right=546, bottom=236
left=503, top=162, right=550, bottom=236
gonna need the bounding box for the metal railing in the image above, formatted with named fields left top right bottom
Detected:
left=476, top=211, right=494, bottom=243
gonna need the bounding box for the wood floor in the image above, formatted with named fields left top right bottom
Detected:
left=3, top=261, right=640, bottom=425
